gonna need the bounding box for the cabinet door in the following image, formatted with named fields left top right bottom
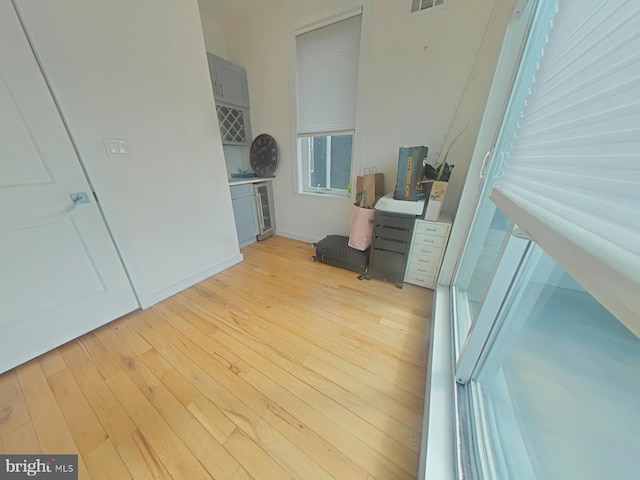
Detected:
left=214, top=56, right=250, bottom=108
left=206, top=53, right=222, bottom=102
left=216, top=104, right=251, bottom=145
left=232, top=195, right=259, bottom=247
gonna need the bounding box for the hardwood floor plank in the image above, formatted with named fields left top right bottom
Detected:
left=186, top=395, right=236, bottom=445
left=181, top=266, right=426, bottom=408
left=85, top=438, right=131, bottom=480
left=230, top=466, right=254, bottom=480
left=163, top=298, right=220, bottom=337
left=116, top=430, right=172, bottom=480
left=236, top=351, right=420, bottom=473
left=311, top=348, right=425, bottom=409
left=303, top=300, right=429, bottom=352
left=146, top=311, right=409, bottom=479
left=237, top=352, right=415, bottom=480
left=127, top=311, right=170, bottom=351
left=199, top=271, right=430, bottom=387
left=58, top=340, right=136, bottom=445
left=0, top=371, right=31, bottom=440
left=302, top=355, right=424, bottom=426
left=47, top=368, right=107, bottom=456
left=186, top=283, right=373, bottom=370
left=173, top=291, right=309, bottom=364
left=367, top=359, right=428, bottom=398
left=93, top=327, right=240, bottom=480
left=39, top=350, right=67, bottom=379
left=1, top=422, right=41, bottom=454
left=76, top=334, right=122, bottom=380
left=203, top=319, right=422, bottom=452
left=139, top=348, right=200, bottom=407
left=110, top=319, right=153, bottom=357
left=104, top=370, right=213, bottom=480
left=223, top=277, right=428, bottom=368
left=0, top=237, right=429, bottom=480
left=141, top=315, right=342, bottom=480
left=241, top=242, right=430, bottom=313
left=152, top=339, right=367, bottom=480
left=380, top=316, right=421, bottom=334
left=15, top=360, right=92, bottom=480
left=223, top=428, right=293, bottom=480
left=332, top=283, right=430, bottom=320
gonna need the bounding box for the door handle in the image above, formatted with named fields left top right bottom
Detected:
left=65, top=191, right=90, bottom=214
left=480, top=150, right=492, bottom=179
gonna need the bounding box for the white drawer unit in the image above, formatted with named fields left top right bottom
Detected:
left=404, top=215, right=452, bottom=289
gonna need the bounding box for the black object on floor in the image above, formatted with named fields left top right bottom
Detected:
left=366, top=211, right=415, bottom=289
left=311, top=235, right=369, bottom=275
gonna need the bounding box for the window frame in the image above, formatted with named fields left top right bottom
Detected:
left=419, top=1, right=545, bottom=478
left=298, top=132, right=355, bottom=195
left=288, top=4, right=371, bottom=199
left=424, top=0, right=640, bottom=477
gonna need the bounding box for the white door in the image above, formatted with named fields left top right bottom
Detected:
left=0, top=1, right=138, bottom=373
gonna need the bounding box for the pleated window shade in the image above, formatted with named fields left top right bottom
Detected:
left=490, top=0, right=640, bottom=333
left=295, top=13, right=362, bottom=136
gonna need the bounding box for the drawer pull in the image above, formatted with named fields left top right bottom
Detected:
left=419, top=258, right=432, bottom=264
left=417, top=268, right=427, bottom=273
left=420, top=249, right=432, bottom=254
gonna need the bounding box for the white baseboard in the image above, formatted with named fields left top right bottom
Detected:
left=143, top=253, right=243, bottom=309
left=277, top=229, right=322, bottom=244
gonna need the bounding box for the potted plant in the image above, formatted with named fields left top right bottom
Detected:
left=420, top=124, right=468, bottom=220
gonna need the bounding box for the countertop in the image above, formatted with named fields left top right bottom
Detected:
left=228, top=176, right=275, bottom=186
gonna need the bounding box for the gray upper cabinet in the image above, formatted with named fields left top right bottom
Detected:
left=207, top=53, right=250, bottom=109
left=207, top=53, right=252, bottom=145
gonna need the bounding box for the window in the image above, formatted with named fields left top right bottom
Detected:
left=294, top=12, right=362, bottom=196
left=423, top=0, right=640, bottom=478
left=470, top=248, right=640, bottom=479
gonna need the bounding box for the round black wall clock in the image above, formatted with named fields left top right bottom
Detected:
left=250, top=134, right=279, bottom=177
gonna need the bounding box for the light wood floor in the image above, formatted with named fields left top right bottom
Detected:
left=0, top=236, right=432, bottom=480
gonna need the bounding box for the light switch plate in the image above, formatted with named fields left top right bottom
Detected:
left=103, top=138, right=128, bottom=156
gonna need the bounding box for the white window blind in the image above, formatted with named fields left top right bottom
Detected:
left=490, top=0, right=640, bottom=335
left=295, top=13, right=362, bottom=135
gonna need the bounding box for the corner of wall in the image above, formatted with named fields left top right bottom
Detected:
left=200, top=10, right=228, bottom=58
left=439, top=0, right=517, bottom=216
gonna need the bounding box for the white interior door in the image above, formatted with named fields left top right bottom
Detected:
left=0, top=0, right=138, bottom=373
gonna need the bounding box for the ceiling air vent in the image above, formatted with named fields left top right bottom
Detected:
left=411, top=0, right=446, bottom=14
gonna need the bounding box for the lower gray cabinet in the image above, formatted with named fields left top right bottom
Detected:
left=367, top=211, right=415, bottom=288
left=230, top=184, right=259, bottom=247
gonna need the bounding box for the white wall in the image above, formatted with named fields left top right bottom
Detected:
left=435, top=0, right=516, bottom=214
left=15, top=0, right=242, bottom=307
left=199, top=9, right=228, bottom=58
left=199, top=9, right=254, bottom=177
left=224, top=0, right=514, bottom=242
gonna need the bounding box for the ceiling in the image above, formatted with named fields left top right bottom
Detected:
left=197, top=0, right=270, bottom=23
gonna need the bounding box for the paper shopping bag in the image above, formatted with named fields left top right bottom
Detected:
left=424, top=180, right=448, bottom=221
left=393, top=146, right=429, bottom=201
left=355, top=168, right=384, bottom=208
left=348, top=205, right=376, bottom=251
